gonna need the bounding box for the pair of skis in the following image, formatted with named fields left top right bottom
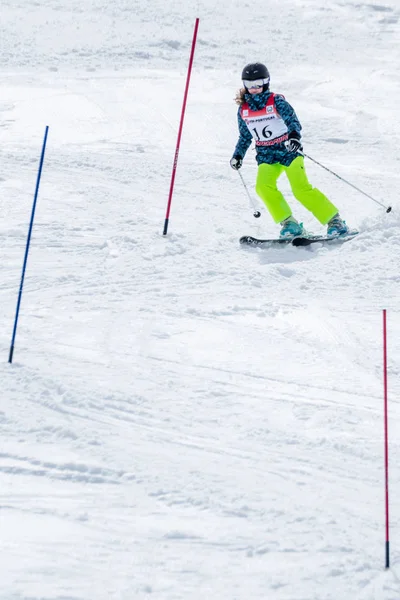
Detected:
left=240, top=231, right=359, bottom=248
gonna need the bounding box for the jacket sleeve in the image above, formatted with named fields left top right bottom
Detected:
left=274, top=94, right=302, bottom=138
left=232, top=108, right=253, bottom=159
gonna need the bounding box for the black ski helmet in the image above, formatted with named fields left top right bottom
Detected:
left=241, top=62, right=270, bottom=91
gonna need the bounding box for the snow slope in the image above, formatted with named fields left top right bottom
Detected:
left=1, top=1, right=400, bottom=599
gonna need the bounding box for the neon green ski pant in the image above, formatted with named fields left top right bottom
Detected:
left=255, top=156, right=338, bottom=225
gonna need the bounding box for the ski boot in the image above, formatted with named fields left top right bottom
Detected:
left=327, top=214, right=349, bottom=236
left=279, top=216, right=304, bottom=239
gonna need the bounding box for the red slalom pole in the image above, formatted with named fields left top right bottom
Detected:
left=163, top=17, right=199, bottom=236
left=383, top=309, right=390, bottom=569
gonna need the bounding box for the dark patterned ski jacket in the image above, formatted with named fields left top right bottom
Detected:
left=232, top=90, right=302, bottom=167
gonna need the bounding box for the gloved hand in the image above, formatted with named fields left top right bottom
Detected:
left=285, top=136, right=303, bottom=153
left=230, top=155, right=243, bottom=170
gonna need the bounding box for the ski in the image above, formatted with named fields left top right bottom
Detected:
left=240, top=231, right=359, bottom=248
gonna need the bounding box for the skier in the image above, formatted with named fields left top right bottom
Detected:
left=230, top=63, right=350, bottom=238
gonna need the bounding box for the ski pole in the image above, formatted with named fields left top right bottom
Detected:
left=303, top=153, right=392, bottom=213
left=237, top=170, right=261, bottom=218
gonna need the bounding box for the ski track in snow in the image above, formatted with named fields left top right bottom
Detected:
left=1, top=0, right=400, bottom=599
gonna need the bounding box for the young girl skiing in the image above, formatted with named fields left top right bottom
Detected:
left=230, top=62, right=350, bottom=238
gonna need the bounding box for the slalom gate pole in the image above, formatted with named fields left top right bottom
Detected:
left=303, top=153, right=392, bottom=213
left=383, top=309, right=390, bottom=569
left=237, top=170, right=261, bottom=218
left=163, top=17, right=199, bottom=236
left=8, top=125, right=49, bottom=364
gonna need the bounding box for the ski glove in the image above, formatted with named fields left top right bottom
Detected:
left=230, top=155, right=243, bottom=170
left=285, top=137, right=303, bottom=153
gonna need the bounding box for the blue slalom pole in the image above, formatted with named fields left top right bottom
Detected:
left=8, top=126, right=49, bottom=364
